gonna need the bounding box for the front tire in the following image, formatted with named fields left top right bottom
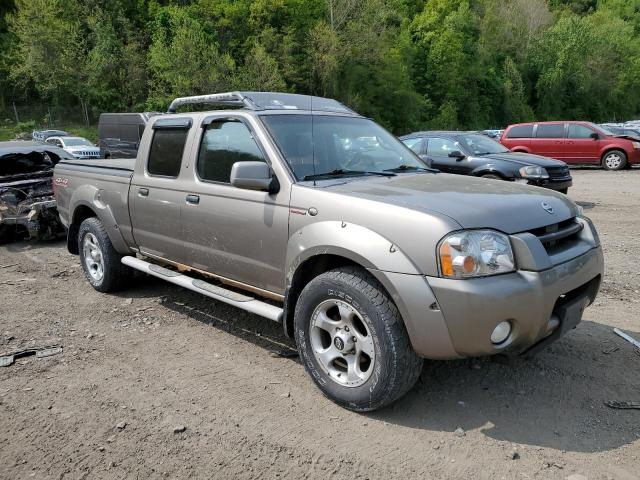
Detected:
left=294, top=267, right=423, bottom=412
left=602, top=150, right=627, bottom=170
left=78, top=217, right=130, bottom=292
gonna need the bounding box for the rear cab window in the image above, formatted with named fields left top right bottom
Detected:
left=147, top=118, right=191, bottom=177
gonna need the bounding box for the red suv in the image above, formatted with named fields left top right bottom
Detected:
left=500, top=121, right=640, bottom=170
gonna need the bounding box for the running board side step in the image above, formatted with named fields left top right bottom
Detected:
left=121, top=256, right=283, bottom=322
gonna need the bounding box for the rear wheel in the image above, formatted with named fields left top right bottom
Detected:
left=481, top=173, right=502, bottom=180
left=294, top=266, right=423, bottom=412
left=78, top=217, right=130, bottom=292
left=602, top=150, right=627, bottom=171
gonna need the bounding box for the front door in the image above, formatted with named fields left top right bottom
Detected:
left=181, top=115, right=290, bottom=294
left=425, top=137, right=466, bottom=173
left=564, top=123, right=600, bottom=164
left=129, top=118, right=193, bottom=264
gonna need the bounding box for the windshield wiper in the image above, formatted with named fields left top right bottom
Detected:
left=303, top=169, right=396, bottom=180
left=384, top=164, right=439, bottom=173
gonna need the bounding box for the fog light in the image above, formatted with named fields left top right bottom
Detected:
left=491, top=321, right=511, bottom=344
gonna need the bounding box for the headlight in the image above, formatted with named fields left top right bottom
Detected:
left=438, top=230, right=515, bottom=278
left=632, top=141, right=640, bottom=150
left=519, top=165, right=549, bottom=179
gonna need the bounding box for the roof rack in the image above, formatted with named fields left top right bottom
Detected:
left=167, top=92, right=256, bottom=113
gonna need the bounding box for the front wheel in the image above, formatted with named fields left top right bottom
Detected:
left=294, top=267, right=423, bottom=412
left=602, top=150, right=627, bottom=171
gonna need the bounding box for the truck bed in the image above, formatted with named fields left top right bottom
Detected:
left=57, top=158, right=135, bottom=175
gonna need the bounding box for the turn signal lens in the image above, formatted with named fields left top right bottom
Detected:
left=439, top=243, right=453, bottom=277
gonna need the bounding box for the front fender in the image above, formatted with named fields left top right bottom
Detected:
left=285, top=221, right=459, bottom=359
left=286, top=221, right=420, bottom=284
left=70, top=184, right=130, bottom=254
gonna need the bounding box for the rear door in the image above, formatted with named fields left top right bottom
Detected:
left=180, top=114, right=291, bottom=294
left=425, top=137, right=464, bottom=173
left=129, top=117, right=193, bottom=263
left=530, top=123, right=566, bottom=159
left=565, top=123, right=600, bottom=163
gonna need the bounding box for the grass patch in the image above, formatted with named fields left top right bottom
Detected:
left=0, top=122, right=98, bottom=143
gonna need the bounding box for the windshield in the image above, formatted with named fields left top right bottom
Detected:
left=260, top=115, right=426, bottom=180
left=457, top=134, right=509, bottom=155
left=64, top=138, right=93, bottom=147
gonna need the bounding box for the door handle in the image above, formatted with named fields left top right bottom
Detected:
left=186, top=194, right=200, bottom=205
left=138, top=188, right=149, bottom=197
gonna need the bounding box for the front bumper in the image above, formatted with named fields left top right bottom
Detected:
left=428, top=246, right=603, bottom=357
left=0, top=199, right=62, bottom=239
left=521, top=178, right=572, bottom=191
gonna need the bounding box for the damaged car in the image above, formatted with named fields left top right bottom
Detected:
left=0, top=141, right=73, bottom=242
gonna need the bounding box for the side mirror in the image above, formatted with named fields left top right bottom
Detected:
left=590, top=132, right=600, bottom=140
left=230, top=161, right=279, bottom=193
left=448, top=150, right=465, bottom=159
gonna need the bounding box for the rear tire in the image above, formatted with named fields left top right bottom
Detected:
left=77, top=217, right=130, bottom=292
left=294, top=266, right=423, bottom=412
left=602, top=150, right=627, bottom=171
left=481, top=173, right=502, bottom=180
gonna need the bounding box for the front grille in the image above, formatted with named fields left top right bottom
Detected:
left=546, top=166, right=571, bottom=180
left=528, top=218, right=583, bottom=252
left=75, top=151, right=99, bottom=157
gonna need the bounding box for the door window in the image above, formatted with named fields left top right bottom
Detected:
left=197, top=120, right=266, bottom=183
left=536, top=124, right=565, bottom=138
left=426, top=137, right=459, bottom=156
left=567, top=124, right=594, bottom=139
left=147, top=128, right=188, bottom=177
left=506, top=125, right=533, bottom=138
left=402, top=137, right=423, bottom=154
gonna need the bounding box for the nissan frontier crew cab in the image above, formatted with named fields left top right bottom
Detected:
left=53, top=92, right=603, bottom=412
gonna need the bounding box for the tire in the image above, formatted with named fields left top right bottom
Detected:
left=602, top=150, right=627, bottom=171
left=294, top=266, right=423, bottom=412
left=481, top=173, right=502, bottom=180
left=558, top=188, right=568, bottom=194
left=77, top=217, right=130, bottom=293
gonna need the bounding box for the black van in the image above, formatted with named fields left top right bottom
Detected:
left=97, top=112, right=159, bottom=158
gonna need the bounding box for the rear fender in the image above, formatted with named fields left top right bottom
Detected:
left=69, top=184, right=129, bottom=254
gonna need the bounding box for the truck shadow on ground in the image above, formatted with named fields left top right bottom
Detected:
left=124, top=278, right=639, bottom=454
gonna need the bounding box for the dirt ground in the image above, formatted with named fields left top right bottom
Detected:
left=1, top=169, right=639, bottom=480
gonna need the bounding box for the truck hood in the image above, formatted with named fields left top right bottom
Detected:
left=475, top=151, right=567, bottom=168
left=316, top=173, right=578, bottom=234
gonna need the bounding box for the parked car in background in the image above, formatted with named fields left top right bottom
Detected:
left=600, top=124, right=640, bottom=140
left=500, top=121, right=640, bottom=170
left=45, top=136, right=100, bottom=159
left=32, top=129, right=69, bottom=142
left=0, top=141, right=72, bottom=242
left=97, top=112, right=159, bottom=159
left=400, top=131, right=572, bottom=193
left=54, top=92, right=603, bottom=412
left=479, top=129, right=503, bottom=139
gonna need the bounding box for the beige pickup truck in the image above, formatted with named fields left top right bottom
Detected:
left=53, top=92, right=603, bottom=411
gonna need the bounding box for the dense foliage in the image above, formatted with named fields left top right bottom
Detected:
left=1, top=0, right=640, bottom=133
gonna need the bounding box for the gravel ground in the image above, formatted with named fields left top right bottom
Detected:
left=1, top=169, right=639, bottom=480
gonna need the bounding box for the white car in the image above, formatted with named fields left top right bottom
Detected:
left=45, top=136, right=100, bottom=159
